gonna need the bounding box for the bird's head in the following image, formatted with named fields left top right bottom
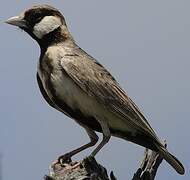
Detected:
left=5, top=5, right=72, bottom=47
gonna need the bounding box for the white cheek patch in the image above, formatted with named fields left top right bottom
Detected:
left=33, top=16, right=62, bottom=39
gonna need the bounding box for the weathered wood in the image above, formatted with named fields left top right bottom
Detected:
left=132, top=146, right=165, bottom=180
left=45, top=143, right=166, bottom=180
left=44, top=156, right=117, bottom=180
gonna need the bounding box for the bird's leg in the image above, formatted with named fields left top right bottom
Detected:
left=58, top=127, right=98, bottom=164
left=90, top=120, right=111, bottom=157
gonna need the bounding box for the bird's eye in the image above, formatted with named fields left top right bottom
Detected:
left=34, top=12, right=42, bottom=22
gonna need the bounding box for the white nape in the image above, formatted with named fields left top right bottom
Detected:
left=33, top=16, right=62, bottom=39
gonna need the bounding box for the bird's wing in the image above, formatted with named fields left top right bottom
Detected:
left=60, top=51, right=159, bottom=139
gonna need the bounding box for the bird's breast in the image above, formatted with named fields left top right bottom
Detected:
left=38, top=45, right=138, bottom=136
left=38, top=57, right=100, bottom=117
left=50, top=69, right=98, bottom=116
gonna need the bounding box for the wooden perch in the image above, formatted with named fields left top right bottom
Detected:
left=132, top=144, right=166, bottom=180
left=44, top=157, right=116, bottom=180
left=45, top=143, right=166, bottom=180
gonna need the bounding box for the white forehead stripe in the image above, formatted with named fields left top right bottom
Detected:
left=33, top=16, right=62, bottom=39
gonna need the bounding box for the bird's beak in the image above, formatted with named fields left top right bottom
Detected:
left=5, top=16, right=27, bottom=28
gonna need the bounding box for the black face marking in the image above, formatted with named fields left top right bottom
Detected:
left=24, top=5, right=65, bottom=28
left=20, top=5, right=68, bottom=47
left=39, top=27, right=67, bottom=49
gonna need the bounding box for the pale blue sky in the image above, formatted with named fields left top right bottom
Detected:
left=0, top=0, right=189, bottom=179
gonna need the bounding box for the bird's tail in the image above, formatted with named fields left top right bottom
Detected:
left=154, top=143, right=185, bottom=175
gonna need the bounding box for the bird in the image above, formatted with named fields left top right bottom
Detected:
left=5, top=4, right=184, bottom=175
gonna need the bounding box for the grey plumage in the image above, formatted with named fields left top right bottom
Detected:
left=6, top=4, right=185, bottom=175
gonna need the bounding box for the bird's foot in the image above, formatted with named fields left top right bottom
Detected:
left=58, top=153, right=72, bottom=165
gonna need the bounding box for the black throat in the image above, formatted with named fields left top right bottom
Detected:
left=37, top=26, right=67, bottom=50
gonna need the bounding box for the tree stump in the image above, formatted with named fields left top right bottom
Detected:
left=45, top=143, right=166, bottom=180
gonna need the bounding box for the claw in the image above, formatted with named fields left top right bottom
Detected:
left=58, top=153, right=72, bottom=165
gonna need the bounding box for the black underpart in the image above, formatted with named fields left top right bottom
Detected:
left=37, top=73, right=56, bottom=108
left=51, top=93, right=102, bottom=132
left=112, top=130, right=158, bottom=152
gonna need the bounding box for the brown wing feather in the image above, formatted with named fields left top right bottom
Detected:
left=61, top=47, right=160, bottom=141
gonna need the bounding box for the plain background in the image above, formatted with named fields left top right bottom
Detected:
left=0, top=0, right=189, bottom=179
